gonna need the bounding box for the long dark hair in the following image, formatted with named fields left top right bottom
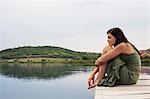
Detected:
left=107, top=27, right=140, bottom=55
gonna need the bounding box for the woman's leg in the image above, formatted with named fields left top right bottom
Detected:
left=88, top=46, right=113, bottom=89
left=94, top=64, right=107, bottom=83
left=95, top=45, right=113, bottom=81
left=88, top=66, right=99, bottom=86
left=88, top=65, right=106, bottom=89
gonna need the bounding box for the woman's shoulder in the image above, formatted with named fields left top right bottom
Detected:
left=117, top=42, right=135, bottom=54
left=117, top=42, right=133, bottom=48
left=116, top=42, right=127, bottom=49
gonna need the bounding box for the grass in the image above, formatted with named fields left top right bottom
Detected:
left=0, top=57, right=95, bottom=66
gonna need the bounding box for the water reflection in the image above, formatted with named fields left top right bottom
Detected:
left=0, top=63, right=93, bottom=80
left=0, top=63, right=95, bottom=99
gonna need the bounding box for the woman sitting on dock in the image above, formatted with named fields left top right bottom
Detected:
left=88, top=27, right=141, bottom=89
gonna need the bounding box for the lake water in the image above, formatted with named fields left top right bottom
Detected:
left=0, top=63, right=95, bottom=99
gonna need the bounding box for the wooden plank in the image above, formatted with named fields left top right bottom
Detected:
left=94, top=74, right=150, bottom=99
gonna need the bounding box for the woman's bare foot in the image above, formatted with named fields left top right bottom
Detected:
left=88, top=79, right=101, bottom=89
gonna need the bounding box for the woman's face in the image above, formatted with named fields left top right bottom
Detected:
left=107, top=33, right=116, bottom=46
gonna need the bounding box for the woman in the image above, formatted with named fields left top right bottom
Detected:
left=88, top=27, right=141, bottom=89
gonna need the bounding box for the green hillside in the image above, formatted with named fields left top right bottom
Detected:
left=0, top=46, right=100, bottom=63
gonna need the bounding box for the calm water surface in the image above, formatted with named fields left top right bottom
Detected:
left=0, top=63, right=95, bottom=99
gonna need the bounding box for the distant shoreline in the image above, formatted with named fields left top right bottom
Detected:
left=0, top=58, right=96, bottom=66
left=0, top=57, right=149, bottom=67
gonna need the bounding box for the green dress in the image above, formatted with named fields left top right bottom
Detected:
left=98, top=51, right=141, bottom=87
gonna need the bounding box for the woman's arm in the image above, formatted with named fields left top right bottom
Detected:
left=95, top=43, right=125, bottom=65
left=89, top=66, right=99, bottom=77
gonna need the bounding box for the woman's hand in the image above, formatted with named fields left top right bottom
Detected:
left=88, top=75, right=95, bottom=87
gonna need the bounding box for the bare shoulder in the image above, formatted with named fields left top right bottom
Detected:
left=115, top=42, right=135, bottom=54
left=113, top=42, right=128, bottom=53
left=115, top=42, right=127, bottom=49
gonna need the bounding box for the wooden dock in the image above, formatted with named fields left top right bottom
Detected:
left=94, top=74, right=150, bottom=99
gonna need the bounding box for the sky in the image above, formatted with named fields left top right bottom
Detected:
left=0, top=0, right=149, bottom=52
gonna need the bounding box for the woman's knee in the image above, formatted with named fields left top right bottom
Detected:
left=102, top=45, right=113, bottom=54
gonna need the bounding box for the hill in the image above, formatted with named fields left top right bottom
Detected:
left=0, top=46, right=100, bottom=63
